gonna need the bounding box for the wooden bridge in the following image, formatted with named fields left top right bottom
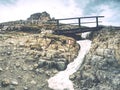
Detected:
left=49, top=16, right=104, bottom=35
left=0, top=15, right=105, bottom=35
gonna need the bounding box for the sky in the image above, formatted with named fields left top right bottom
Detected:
left=0, top=0, right=120, bottom=26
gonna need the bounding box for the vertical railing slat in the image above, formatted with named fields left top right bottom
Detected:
left=96, top=17, right=98, bottom=27
left=78, top=18, right=81, bottom=28
left=56, top=20, right=59, bottom=29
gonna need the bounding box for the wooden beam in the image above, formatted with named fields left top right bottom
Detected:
left=52, top=16, right=104, bottom=21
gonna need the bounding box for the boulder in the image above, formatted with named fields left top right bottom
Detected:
left=1, top=78, right=10, bottom=87
left=27, top=11, right=51, bottom=23
left=37, top=58, right=68, bottom=71
left=56, top=61, right=67, bottom=71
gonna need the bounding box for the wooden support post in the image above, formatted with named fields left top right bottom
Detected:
left=78, top=18, right=81, bottom=28
left=56, top=20, right=59, bottom=29
left=96, top=17, right=98, bottom=27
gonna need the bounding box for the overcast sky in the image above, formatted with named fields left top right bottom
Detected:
left=0, top=0, right=120, bottom=26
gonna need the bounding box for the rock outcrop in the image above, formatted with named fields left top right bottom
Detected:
left=1, top=11, right=120, bottom=90
left=0, top=11, right=52, bottom=33
left=27, top=11, right=51, bottom=24
left=4, top=32, right=79, bottom=69
left=73, top=27, right=120, bottom=90
left=0, top=30, right=79, bottom=90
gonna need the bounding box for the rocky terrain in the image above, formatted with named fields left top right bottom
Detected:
left=0, top=11, right=120, bottom=90
left=0, top=31, right=79, bottom=90
left=72, top=27, right=120, bottom=90
left=0, top=12, right=79, bottom=90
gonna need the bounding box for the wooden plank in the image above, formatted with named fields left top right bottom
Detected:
left=52, top=16, right=104, bottom=21
left=56, top=21, right=102, bottom=26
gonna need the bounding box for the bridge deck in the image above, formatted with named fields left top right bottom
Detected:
left=49, top=16, right=104, bottom=34
left=53, top=26, right=104, bottom=35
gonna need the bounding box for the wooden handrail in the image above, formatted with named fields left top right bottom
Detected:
left=50, top=16, right=104, bottom=21
left=49, top=16, right=104, bottom=29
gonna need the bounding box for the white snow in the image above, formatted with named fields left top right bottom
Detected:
left=81, top=32, right=91, bottom=39
left=48, top=40, right=92, bottom=90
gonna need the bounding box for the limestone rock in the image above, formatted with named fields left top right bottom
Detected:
left=69, top=74, right=76, bottom=81
left=1, top=78, right=10, bottom=87
left=27, top=11, right=51, bottom=23
left=11, top=79, right=18, bottom=86
left=73, top=27, right=120, bottom=90
left=30, top=80, right=37, bottom=85
left=23, top=86, right=29, bottom=90
left=9, top=85, right=15, bottom=90
left=0, top=67, right=3, bottom=72
left=56, top=61, right=67, bottom=71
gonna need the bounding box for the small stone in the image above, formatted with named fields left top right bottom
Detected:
left=36, top=69, right=44, bottom=74
left=11, top=79, right=18, bottom=86
left=19, top=42, right=25, bottom=47
left=18, top=76, right=22, bottom=79
left=22, top=66, right=27, bottom=71
left=39, top=69, right=44, bottom=74
left=10, top=70, right=13, bottom=73
left=0, top=67, right=3, bottom=72
left=5, top=67, right=9, bottom=70
left=52, top=70, right=58, bottom=74
left=28, top=66, right=33, bottom=71
left=35, top=69, right=39, bottom=72
left=30, top=80, right=36, bottom=85
left=9, top=85, right=15, bottom=90
left=23, top=86, right=29, bottom=90
left=45, top=71, right=51, bottom=76
left=7, top=51, right=11, bottom=55
left=9, top=41, right=15, bottom=44
left=41, top=83, right=46, bottom=87
left=33, top=64, right=38, bottom=68
left=32, top=74, right=35, bottom=78
left=15, top=62, right=20, bottom=67
left=38, top=60, right=46, bottom=68
left=69, top=74, right=76, bottom=81
left=56, top=61, right=67, bottom=71
left=1, top=78, right=10, bottom=87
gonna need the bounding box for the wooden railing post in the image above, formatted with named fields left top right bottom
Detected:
left=96, top=17, right=98, bottom=27
left=78, top=18, right=81, bottom=28
left=56, top=20, right=59, bottom=29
